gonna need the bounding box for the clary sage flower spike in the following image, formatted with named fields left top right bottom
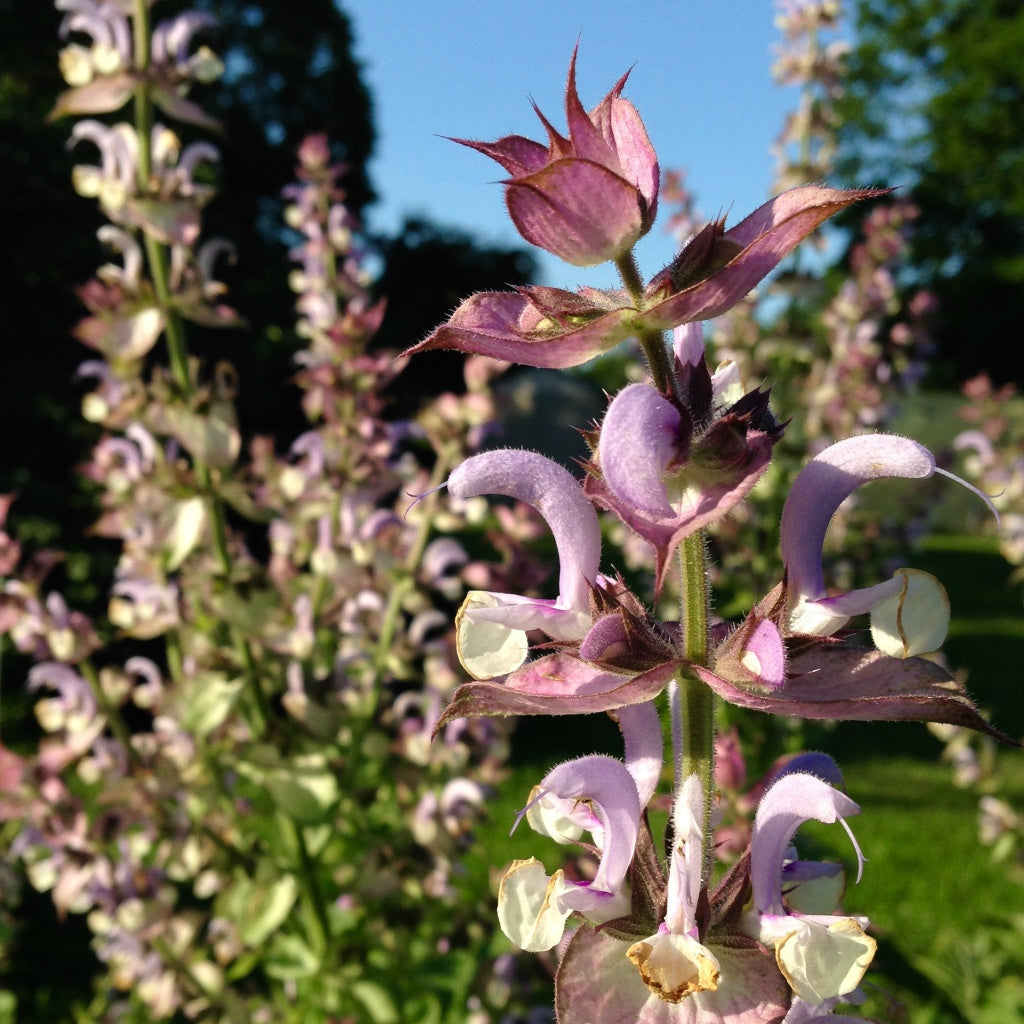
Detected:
left=419, top=42, right=1017, bottom=1024
left=440, top=437, right=1012, bottom=745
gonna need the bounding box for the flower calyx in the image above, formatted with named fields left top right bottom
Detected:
left=584, top=329, right=785, bottom=592
left=579, top=577, right=682, bottom=676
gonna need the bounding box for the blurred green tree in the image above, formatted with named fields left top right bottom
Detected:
left=835, top=0, right=1024, bottom=385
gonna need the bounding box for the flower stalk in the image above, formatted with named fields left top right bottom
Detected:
left=677, top=531, right=716, bottom=886
left=130, top=0, right=191, bottom=396
left=616, top=252, right=677, bottom=398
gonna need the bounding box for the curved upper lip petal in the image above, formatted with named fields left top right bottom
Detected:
left=780, top=434, right=935, bottom=609
left=599, top=383, right=683, bottom=518
left=448, top=448, right=601, bottom=617
left=534, top=754, right=641, bottom=908
left=750, top=771, right=862, bottom=917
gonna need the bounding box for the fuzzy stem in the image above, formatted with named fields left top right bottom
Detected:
left=130, top=1, right=190, bottom=394
left=146, top=238, right=194, bottom=395
left=614, top=252, right=676, bottom=398
left=677, top=531, right=716, bottom=885
left=131, top=0, right=152, bottom=177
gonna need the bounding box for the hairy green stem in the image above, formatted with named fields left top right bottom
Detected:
left=615, top=248, right=646, bottom=306
left=614, top=251, right=676, bottom=398
left=677, top=531, right=716, bottom=886
left=132, top=3, right=194, bottom=396
left=614, top=247, right=715, bottom=875
left=143, top=235, right=194, bottom=395
left=131, top=0, right=152, bottom=178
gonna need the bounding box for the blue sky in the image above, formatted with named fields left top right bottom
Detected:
left=345, top=1, right=807, bottom=288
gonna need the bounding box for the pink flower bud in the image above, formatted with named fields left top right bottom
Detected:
left=453, top=48, right=658, bottom=267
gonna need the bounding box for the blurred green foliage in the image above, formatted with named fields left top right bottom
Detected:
left=837, top=0, right=1024, bottom=385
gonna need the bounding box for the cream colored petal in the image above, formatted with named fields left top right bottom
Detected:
left=455, top=591, right=529, bottom=679
left=774, top=916, right=876, bottom=1003
left=870, top=568, right=949, bottom=658
left=496, top=858, right=572, bottom=953
left=524, top=787, right=589, bottom=845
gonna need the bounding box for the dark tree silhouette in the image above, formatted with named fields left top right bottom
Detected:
left=372, top=216, right=538, bottom=414
left=0, top=1, right=104, bottom=542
